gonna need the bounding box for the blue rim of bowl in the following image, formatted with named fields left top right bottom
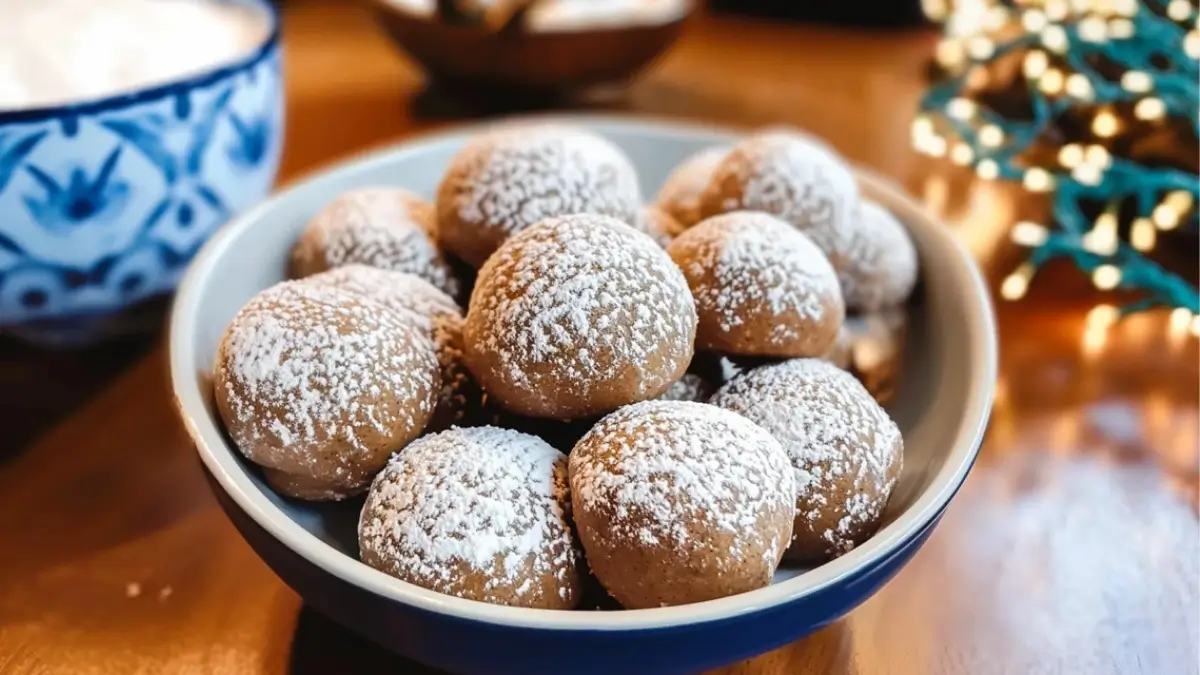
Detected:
left=0, top=0, right=280, bottom=125
left=170, top=114, right=997, bottom=632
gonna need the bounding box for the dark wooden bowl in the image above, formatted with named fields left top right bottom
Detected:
left=369, top=0, right=691, bottom=95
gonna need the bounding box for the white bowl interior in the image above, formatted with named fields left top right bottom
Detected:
left=171, top=116, right=995, bottom=630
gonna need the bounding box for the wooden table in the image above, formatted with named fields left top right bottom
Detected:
left=2, top=2, right=1197, bottom=673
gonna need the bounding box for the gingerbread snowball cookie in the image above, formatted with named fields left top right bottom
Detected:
left=359, top=426, right=582, bottom=609
left=289, top=188, right=462, bottom=300
left=213, top=280, right=440, bottom=501
left=436, top=124, right=641, bottom=267
left=837, top=200, right=919, bottom=312
left=710, top=358, right=904, bottom=562
left=569, top=401, right=795, bottom=608
left=464, top=213, right=697, bottom=420
left=306, top=265, right=485, bottom=431
left=698, top=130, right=858, bottom=262
left=667, top=211, right=845, bottom=358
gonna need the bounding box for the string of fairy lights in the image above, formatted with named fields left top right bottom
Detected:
left=915, top=0, right=1200, bottom=337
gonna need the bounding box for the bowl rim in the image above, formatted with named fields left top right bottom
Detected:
left=170, top=114, right=997, bottom=632
left=0, top=0, right=281, bottom=124
left=368, top=0, right=694, bottom=36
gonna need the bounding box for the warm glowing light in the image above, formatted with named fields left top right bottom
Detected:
left=1135, top=97, right=1166, bottom=120
left=1088, top=304, right=1120, bottom=330
left=1022, top=9, right=1048, bottom=32
left=1083, top=213, right=1119, bottom=255
left=1169, top=307, right=1193, bottom=336
left=1192, top=316, right=1200, bottom=338
left=1112, top=0, right=1139, bottom=17
left=1023, top=167, right=1055, bottom=192
left=976, top=158, right=1000, bottom=180
left=1109, top=18, right=1135, bottom=39
left=1165, top=190, right=1194, bottom=214
left=1153, top=203, right=1181, bottom=230
left=1023, top=50, right=1049, bottom=78
left=1121, top=71, right=1152, bottom=93
left=1058, top=143, right=1084, bottom=167
left=1039, top=68, right=1065, bottom=94
left=1042, top=25, right=1069, bottom=53
left=1045, top=0, right=1069, bottom=21
left=1092, top=110, right=1120, bottom=137
left=947, top=97, right=977, bottom=120
left=1072, top=163, right=1103, bottom=186
left=1085, top=144, right=1111, bottom=168
left=1167, top=0, right=1192, bottom=21
left=1011, top=221, right=1049, bottom=246
left=950, top=142, right=975, bottom=165
left=979, top=124, right=1004, bottom=148
left=922, top=0, right=948, bottom=22
left=1065, top=73, right=1094, bottom=99
left=984, top=5, right=1010, bottom=30
left=925, top=135, right=948, bottom=157
left=1131, top=217, right=1157, bottom=251
left=966, top=66, right=990, bottom=89
left=936, top=40, right=966, bottom=68
left=1092, top=264, right=1122, bottom=290
left=1077, top=16, right=1109, bottom=42
left=967, top=36, right=995, bottom=60
left=1000, top=263, right=1034, bottom=300
left=1186, top=31, right=1200, bottom=60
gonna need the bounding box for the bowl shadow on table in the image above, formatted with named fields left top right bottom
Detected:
left=286, top=603, right=855, bottom=675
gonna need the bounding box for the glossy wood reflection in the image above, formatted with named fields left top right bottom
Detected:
left=0, top=1, right=1195, bottom=674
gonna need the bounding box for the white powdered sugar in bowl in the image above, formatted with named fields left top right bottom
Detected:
left=0, top=0, right=272, bottom=111
left=383, top=0, right=690, bottom=31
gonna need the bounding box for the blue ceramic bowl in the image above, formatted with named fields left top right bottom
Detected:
left=170, top=117, right=996, bottom=675
left=0, top=0, right=282, bottom=346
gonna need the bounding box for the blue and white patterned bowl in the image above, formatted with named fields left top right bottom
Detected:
left=0, top=0, right=282, bottom=346
left=170, top=117, right=997, bottom=675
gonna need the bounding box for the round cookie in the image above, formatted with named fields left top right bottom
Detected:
left=289, top=188, right=463, bottom=300
left=213, top=280, right=441, bottom=501
left=667, top=210, right=845, bottom=358
left=697, top=130, right=858, bottom=262
left=359, top=426, right=582, bottom=609
left=838, top=200, right=919, bottom=312
left=709, top=358, right=904, bottom=563
left=464, top=213, right=697, bottom=419
left=436, top=124, right=641, bottom=267
left=305, top=265, right=484, bottom=431
left=632, top=205, right=684, bottom=247
left=657, top=372, right=715, bottom=403
left=569, top=400, right=794, bottom=609
left=655, top=146, right=727, bottom=229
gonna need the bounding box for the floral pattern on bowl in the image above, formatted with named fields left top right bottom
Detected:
left=0, top=4, right=283, bottom=346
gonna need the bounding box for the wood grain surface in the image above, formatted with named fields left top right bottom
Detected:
left=1, top=2, right=1197, bottom=673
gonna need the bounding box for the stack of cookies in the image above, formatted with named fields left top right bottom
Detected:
left=213, top=123, right=918, bottom=610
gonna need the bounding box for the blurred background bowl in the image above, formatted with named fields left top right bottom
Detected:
left=0, top=0, right=284, bottom=347
left=369, top=0, right=691, bottom=97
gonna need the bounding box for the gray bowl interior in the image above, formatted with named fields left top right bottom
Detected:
left=181, top=118, right=979, bottom=586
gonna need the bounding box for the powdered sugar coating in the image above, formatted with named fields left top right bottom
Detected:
left=838, top=200, right=919, bottom=312
left=464, top=214, right=697, bottom=419
left=667, top=211, right=844, bottom=357
left=655, top=146, right=727, bottom=228
left=569, top=401, right=794, bottom=607
left=698, top=130, right=859, bottom=261
left=290, top=188, right=462, bottom=300
left=213, top=280, right=441, bottom=499
left=358, top=426, right=581, bottom=608
left=436, top=124, right=641, bottom=267
left=306, top=266, right=482, bottom=430
left=710, top=358, right=903, bottom=561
